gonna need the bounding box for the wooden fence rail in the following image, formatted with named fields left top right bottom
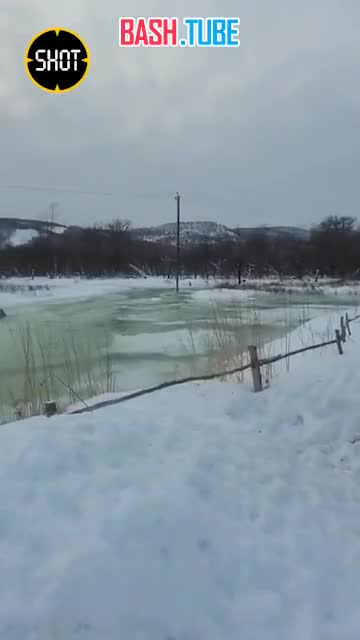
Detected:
left=61, top=311, right=360, bottom=416
left=248, top=312, right=360, bottom=393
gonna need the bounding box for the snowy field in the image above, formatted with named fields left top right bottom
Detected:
left=1, top=274, right=360, bottom=309
left=1, top=311, right=360, bottom=638
left=0, top=275, right=255, bottom=311
left=0, top=276, right=184, bottom=308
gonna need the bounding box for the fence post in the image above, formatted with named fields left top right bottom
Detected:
left=335, top=330, right=343, bottom=355
left=44, top=401, right=57, bottom=417
left=248, top=345, right=262, bottom=392
left=340, top=316, right=346, bottom=342
left=345, top=312, right=352, bottom=336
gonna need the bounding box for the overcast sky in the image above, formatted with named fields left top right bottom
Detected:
left=0, top=0, right=359, bottom=229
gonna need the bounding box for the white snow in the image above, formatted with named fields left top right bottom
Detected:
left=1, top=274, right=359, bottom=312
left=51, top=225, right=67, bottom=234
left=0, top=277, right=185, bottom=310
left=192, top=287, right=255, bottom=303
left=8, top=229, right=39, bottom=247
left=1, top=310, right=360, bottom=638
left=0, top=276, right=212, bottom=308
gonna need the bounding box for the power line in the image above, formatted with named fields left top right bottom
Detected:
left=0, top=184, right=171, bottom=199
left=0, top=184, right=236, bottom=207
left=0, top=184, right=113, bottom=196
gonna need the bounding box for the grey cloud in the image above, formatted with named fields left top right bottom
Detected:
left=0, top=0, right=359, bottom=228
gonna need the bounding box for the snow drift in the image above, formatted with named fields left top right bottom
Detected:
left=1, top=316, right=360, bottom=638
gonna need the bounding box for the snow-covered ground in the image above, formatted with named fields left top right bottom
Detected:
left=0, top=276, right=211, bottom=309
left=1, top=274, right=359, bottom=310
left=1, top=310, right=360, bottom=638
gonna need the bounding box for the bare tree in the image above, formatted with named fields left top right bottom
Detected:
left=319, top=215, right=357, bottom=234
left=107, top=219, right=131, bottom=234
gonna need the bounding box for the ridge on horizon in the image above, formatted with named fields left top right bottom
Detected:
left=0, top=216, right=310, bottom=249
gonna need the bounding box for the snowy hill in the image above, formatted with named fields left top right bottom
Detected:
left=133, top=221, right=240, bottom=245
left=133, top=221, right=309, bottom=245
left=0, top=217, right=309, bottom=249
left=0, top=217, right=66, bottom=248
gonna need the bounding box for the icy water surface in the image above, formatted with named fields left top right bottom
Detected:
left=0, top=285, right=358, bottom=418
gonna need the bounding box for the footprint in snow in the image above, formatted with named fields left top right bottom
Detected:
left=197, top=537, right=210, bottom=552
left=74, top=621, right=91, bottom=634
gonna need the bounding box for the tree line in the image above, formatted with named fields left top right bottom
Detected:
left=0, top=215, right=359, bottom=280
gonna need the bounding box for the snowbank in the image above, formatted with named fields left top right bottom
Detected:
left=1, top=318, right=360, bottom=638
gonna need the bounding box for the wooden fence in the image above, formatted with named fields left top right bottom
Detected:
left=62, top=312, right=360, bottom=416
left=248, top=311, right=359, bottom=393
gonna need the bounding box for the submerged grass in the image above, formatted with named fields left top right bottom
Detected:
left=184, top=300, right=282, bottom=382
left=2, top=291, right=358, bottom=425
left=1, top=321, right=116, bottom=423
left=184, top=298, right=343, bottom=385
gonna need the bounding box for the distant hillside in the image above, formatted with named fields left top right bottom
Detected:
left=0, top=218, right=67, bottom=248
left=0, top=217, right=310, bottom=249
left=233, top=226, right=310, bottom=241
left=133, top=221, right=310, bottom=245
left=133, top=221, right=240, bottom=245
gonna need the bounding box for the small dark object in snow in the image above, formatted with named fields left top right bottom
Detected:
left=0, top=309, right=6, bottom=319
left=197, top=537, right=210, bottom=552
left=44, top=401, right=57, bottom=417
left=74, top=621, right=91, bottom=633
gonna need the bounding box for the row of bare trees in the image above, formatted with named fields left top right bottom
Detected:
left=0, top=215, right=359, bottom=280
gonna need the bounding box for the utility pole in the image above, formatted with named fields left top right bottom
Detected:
left=48, top=201, right=59, bottom=232
left=48, top=202, right=59, bottom=277
left=175, top=192, right=181, bottom=292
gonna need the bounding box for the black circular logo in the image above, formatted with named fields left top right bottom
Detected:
left=25, top=28, right=90, bottom=93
